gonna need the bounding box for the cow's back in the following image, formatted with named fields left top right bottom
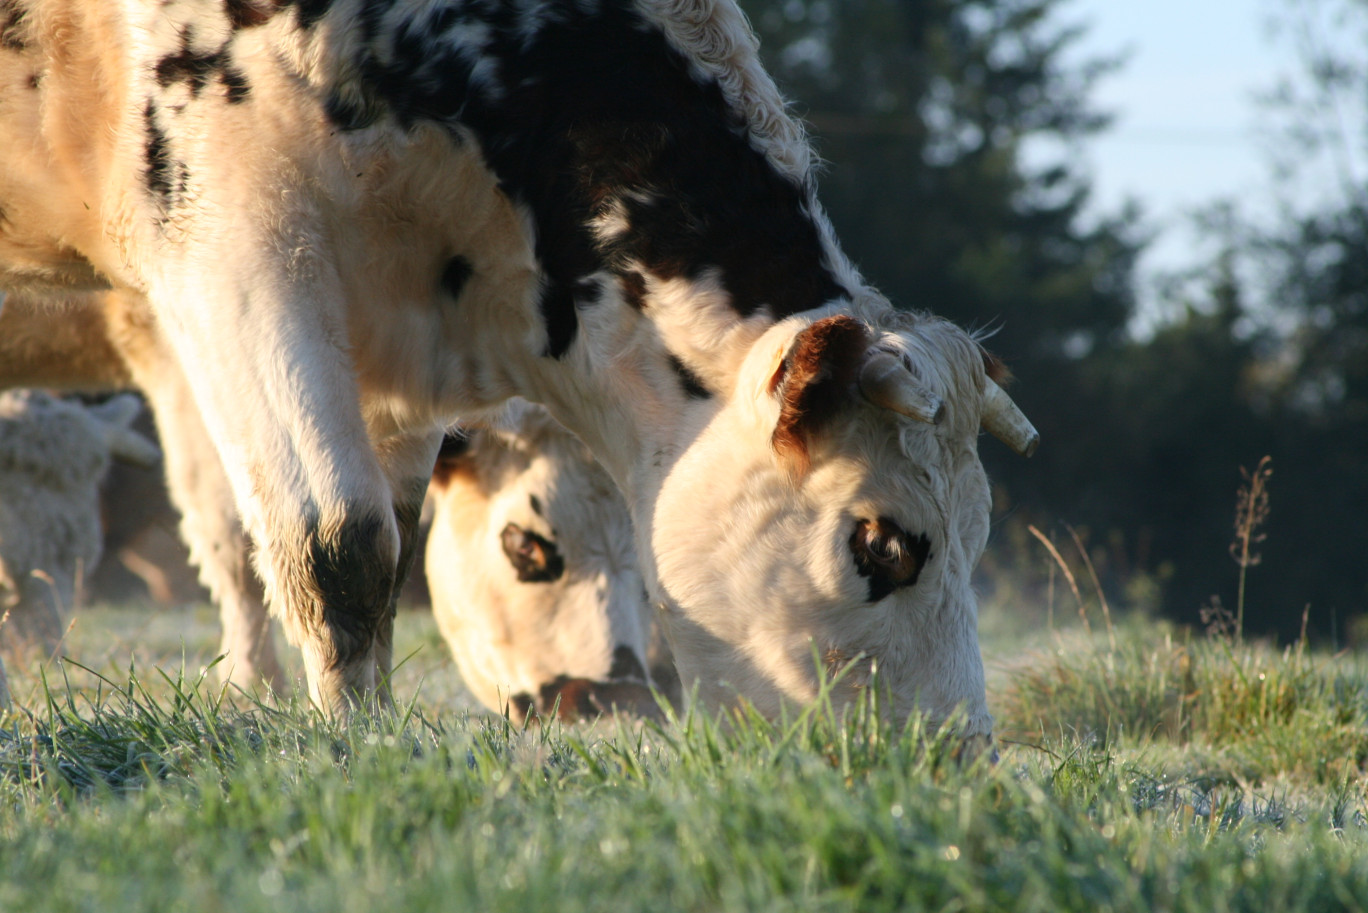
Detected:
left=0, top=2, right=132, bottom=295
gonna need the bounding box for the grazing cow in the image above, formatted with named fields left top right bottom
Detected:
left=0, top=390, right=160, bottom=653
left=427, top=403, right=668, bottom=721
left=0, top=0, right=1036, bottom=743
left=0, top=290, right=666, bottom=717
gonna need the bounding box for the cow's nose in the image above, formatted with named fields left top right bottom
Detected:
left=952, top=732, right=998, bottom=766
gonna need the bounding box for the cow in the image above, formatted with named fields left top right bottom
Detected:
left=0, top=390, right=161, bottom=653
left=0, top=289, right=667, bottom=718
left=0, top=0, right=1037, bottom=745
left=427, top=403, right=671, bottom=721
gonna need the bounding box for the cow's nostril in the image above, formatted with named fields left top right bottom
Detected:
left=951, top=732, right=998, bottom=767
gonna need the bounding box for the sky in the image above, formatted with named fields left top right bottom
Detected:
left=1054, top=0, right=1299, bottom=321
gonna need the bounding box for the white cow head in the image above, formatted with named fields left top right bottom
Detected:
left=641, top=308, right=1036, bottom=742
left=424, top=402, right=663, bottom=721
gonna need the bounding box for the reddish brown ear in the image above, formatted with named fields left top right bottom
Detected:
left=981, top=347, right=1012, bottom=386
left=430, top=430, right=473, bottom=488
left=771, top=315, right=871, bottom=477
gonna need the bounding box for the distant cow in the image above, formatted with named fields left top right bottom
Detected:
left=0, top=390, right=160, bottom=653
left=0, top=0, right=1036, bottom=745
left=0, top=289, right=285, bottom=687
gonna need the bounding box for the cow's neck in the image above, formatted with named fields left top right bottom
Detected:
left=219, top=0, right=859, bottom=493
left=315, top=0, right=852, bottom=386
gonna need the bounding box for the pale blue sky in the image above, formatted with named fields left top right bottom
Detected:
left=1057, top=0, right=1296, bottom=317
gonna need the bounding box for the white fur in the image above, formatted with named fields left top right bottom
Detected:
left=648, top=313, right=994, bottom=733
left=427, top=403, right=662, bottom=718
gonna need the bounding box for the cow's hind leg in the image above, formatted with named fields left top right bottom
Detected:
left=371, top=432, right=443, bottom=702
left=105, top=293, right=285, bottom=690
left=151, top=387, right=282, bottom=691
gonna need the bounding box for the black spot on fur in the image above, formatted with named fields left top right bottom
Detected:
left=608, top=645, right=647, bottom=683
left=356, top=0, right=400, bottom=42
left=225, top=0, right=278, bottom=29
left=220, top=66, right=251, bottom=103
left=0, top=0, right=29, bottom=51
left=324, top=90, right=373, bottom=131
left=155, top=32, right=252, bottom=103
left=308, top=511, right=395, bottom=659
left=501, top=522, right=565, bottom=584
left=538, top=281, right=579, bottom=358
left=287, top=0, right=338, bottom=29
left=440, top=255, right=474, bottom=302
left=668, top=355, right=711, bottom=399
left=155, top=42, right=226, bottom=94
left=143, top=101, right=178, bottom=204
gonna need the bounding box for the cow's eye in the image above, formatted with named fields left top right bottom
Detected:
left=849, top=517, right=931, bottom=602
left=500, top=522, right=565, bottom=583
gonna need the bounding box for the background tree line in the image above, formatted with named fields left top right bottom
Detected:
left=736, top=0, right=1368, bottom=641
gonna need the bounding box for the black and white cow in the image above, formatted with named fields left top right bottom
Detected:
left=0, top=0, right=1036, bottom=744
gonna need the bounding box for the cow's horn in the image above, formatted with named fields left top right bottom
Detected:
left=858, top=352, right=944, bottom=425
left=981, top=381, right=1039, bottom=457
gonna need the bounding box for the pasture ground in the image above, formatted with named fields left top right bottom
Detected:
left=1, top=600, right=1366, bottom=912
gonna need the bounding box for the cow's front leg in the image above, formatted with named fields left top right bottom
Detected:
left=286, top=491, right=399, bottom=716
left=148, top=273, right=398, bottom=718
left=370, top=431, right=444, bottom=701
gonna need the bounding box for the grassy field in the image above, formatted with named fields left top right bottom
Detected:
left=2, top=602, right=1367, bottom=912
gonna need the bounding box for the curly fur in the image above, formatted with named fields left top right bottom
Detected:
left=0, top=389, right=158, bottom=653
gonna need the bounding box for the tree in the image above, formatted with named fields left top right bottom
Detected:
left=740, top=0, right=1141, bottom=361
left=1125, top=0, right=1368, bottom=638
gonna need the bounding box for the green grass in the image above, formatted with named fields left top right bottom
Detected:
left=2, top=605, right=1367, bottom=912
left=999, top=618, right=1368, bottom=787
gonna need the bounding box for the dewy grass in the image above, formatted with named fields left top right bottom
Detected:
left=1, top=637, right=1368, bottom=913
left=998, top=621, right=1368, bottom=786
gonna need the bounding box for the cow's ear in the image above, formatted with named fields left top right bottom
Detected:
left=431, top=430, right=474, bottom=487
left=981, top=346, right=1011, bottom=386
left=769, top=315, right=871, bottom=477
